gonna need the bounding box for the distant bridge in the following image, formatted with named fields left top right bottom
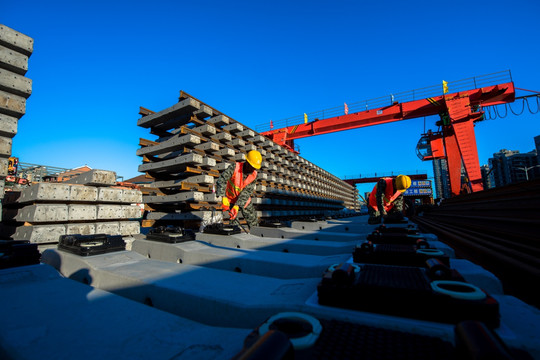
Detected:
left=342, top=173, right=428, bottom=186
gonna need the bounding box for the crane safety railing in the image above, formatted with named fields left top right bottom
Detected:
left=255, top=70, right=513, bottom=133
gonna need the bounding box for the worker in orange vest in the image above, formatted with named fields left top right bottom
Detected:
left=216, top=150, right=263, bottom=229
left=367, top=175, right=412, bottom=224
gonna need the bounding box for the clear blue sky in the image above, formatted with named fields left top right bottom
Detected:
left=3, top=0, right=540, bottom=196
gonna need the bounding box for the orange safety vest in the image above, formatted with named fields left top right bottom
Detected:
left=225, top=162, right=258, bottom=208
left=368, top=177, right=402, bottom=212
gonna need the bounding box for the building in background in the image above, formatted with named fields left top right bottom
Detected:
left=433, top=135, right=540, bottom=195
left=432, top=159, right=451, bottom=199
left=5, top=163, right=96, bottom=192
left=16, top=164, right=92, bottom=183
left=125, top=174, right=152, bottom=188
left=488, top=149, right=519, bottom=187
left=480, top=164, right=494, bottom=190
left=488, top=148, right=538, bottom=187
left=54, top=165, right=92, bottom=182
left=535, top=135, right=540, bottom=179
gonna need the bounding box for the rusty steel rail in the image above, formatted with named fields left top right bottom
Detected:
left=412, top=179, right=540, bottom=308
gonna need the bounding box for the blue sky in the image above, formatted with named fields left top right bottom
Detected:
left=3, top=0, right=540, bottom=196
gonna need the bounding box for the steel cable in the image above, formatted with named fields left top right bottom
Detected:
left=530, top=96, right=539, bottom=114
left=524, top=96, right=540, bottom=114
left=508, top=98, right=525, bottom=115
left=495, top=104, right=508, bottom=118
left=483, top=106, right=496, bottom=120
left=485, top=96, right=540, bottom=119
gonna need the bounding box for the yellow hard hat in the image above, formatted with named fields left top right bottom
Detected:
left=395, top=175, right=412, bottom=191
left=246, top=150, right=262, bottom=169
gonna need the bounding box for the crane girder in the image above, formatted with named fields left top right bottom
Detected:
left=261, top=82, right=515, bottom=143
left=261, top=81, right=516, bottom=197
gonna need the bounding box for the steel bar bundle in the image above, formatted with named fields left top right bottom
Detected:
left=136, top=92, right=359, bottom=228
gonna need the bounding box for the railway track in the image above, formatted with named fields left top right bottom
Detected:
left=412, top=179, right=540, bottom=308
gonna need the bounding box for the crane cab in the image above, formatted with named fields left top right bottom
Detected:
left=416, top=131, right=445, bottom=161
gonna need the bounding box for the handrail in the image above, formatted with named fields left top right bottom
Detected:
left=256, top=70, right=513, bottom=132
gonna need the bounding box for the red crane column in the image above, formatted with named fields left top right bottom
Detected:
left=443, top=95, right=485, bottom=195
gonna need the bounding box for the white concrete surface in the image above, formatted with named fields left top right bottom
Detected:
left=131, top=238, right=350, bottom=279
left=0, top=263, right=250, bottom=360
left=250, top=226, right=365, bottom=242
left=196, top=232, right=359, bottom=256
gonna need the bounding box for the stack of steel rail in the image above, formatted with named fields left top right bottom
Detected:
left=412, top=178, right=540, bottom=308
left=136, top=92, right=360, bottom=229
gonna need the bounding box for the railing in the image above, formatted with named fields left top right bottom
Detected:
left=256, top=70, right=513, bottom=133
left=17, top=162, right=71, bottom=177
left=14, top=163, right=124, bottom=182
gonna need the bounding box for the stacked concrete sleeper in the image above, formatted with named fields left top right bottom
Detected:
left=1, top=169, right=142, bottom=243
left=137, top=94, right=360, bottom=228
left=0, top=24, right=34, bottom=219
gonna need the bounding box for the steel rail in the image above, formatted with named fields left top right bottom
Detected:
left=420, top=213, right=539, bottom=245
left=412, top=215, right=540, bottom=308
left=415, top=216, right=540, bottom=264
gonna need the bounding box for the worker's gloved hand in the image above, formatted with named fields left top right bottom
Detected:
left=229, top=205, right=239, bottom=220
left=221, top=197, right=230, bottom=210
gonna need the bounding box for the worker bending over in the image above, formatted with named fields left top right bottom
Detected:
left=367, top=174, right=411, bottom=224
left=216, top=150, right=262, bottom=229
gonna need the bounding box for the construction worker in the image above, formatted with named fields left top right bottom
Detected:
left=216, top=150, right=263, bottom=229
left=367, top=175, right=412, bottom=224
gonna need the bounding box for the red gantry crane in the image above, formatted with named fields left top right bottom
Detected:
left=259, top=71, right=517, bottom=197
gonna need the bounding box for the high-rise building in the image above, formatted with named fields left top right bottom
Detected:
left=489, top=149, right=517, bottom=187
left=512, top=150, right=538, bottom=181
left=480, top=164, right=494, bottom=189
left=434, top=135, right=540, bottom=194
left=534, top=135, right=540, bottom=179
left=488, top=148, right=538, bottom=187
left=432, top=158, right=451, bottom=199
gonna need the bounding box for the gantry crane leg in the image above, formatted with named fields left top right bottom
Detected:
left=444, top=96, right=485, bottom=196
